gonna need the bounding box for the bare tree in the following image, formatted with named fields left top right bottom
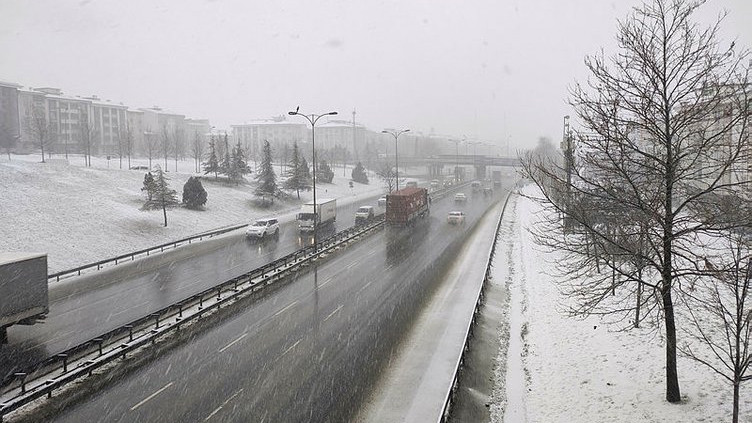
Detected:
left=521, top=0, right=751, bottom=404
left=174, top=126, right=185, bottom=172
left=144, top=128, right=157, bottom=170
left=25, top=106, right=55, bottom=163
left=376, top=162, right=397, bottom=193
left=122, top=124, right=134, bottom=170
left=160, top=123, right=171, bottom=171
left=190, top=130, right=204, bottom=173
left=680, top=229, right=752, bottom=423
left=0, top=122, right=19, bottom=160
left=80, top=118, right=97, bottom=167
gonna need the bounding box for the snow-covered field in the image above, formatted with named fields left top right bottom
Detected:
left=492, top=185, right=751, bottom=423
left=0, top=154, right=387, bottom=273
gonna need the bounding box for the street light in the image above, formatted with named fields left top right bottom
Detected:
left=288, top=107, right=338, bottom=251
left=448, top=138, right=464, bottom=184
left=467, top=141, right=482, bottom=179
left=381, top=129, right=410, bottom=191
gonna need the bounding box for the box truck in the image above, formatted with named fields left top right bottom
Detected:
left=297, top=198, right=337, bottom=232
left=1, top=252, right=49, bottom=343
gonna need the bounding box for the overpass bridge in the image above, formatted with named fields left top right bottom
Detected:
left=397, top=154, right=520, bottom=178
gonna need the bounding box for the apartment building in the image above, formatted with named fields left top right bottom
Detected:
left=231, top=116, right=306, bottom=158
left=0, top=81, right=21, bottom=152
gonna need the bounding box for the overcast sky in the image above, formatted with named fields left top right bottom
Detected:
left=1, top=0, right=750, bottom=152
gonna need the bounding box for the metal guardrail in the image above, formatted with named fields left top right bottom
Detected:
left=48, top=223, right=248, bottom=282
left=437, top=187, right=516, bottom=423
left=46, top=180, right=471, bottom=283
left=0, top=218, right=385, bottom=421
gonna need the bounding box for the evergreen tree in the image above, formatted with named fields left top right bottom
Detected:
left=299, top=157, right=312, bottom=192
left=220, top=133, right=232, bottom=181
left=141, top=172, right=157, bottom=201
left=254, top=140, right=277, bottom=203
left=202, top=137, right=220, bottom=178
left=283, top=141, right=304, bottom=199
left=182, top=176, right=207, bottom=210
left=317, top=159, right=334, bottom=183
left=229, top=141, right=251, bottom=185
left=351, top=161, right=369, bottom=184
left=143, top=165, right=179, bottom=227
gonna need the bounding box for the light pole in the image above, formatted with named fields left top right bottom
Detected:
left=467, top=141, right=482, bottom=179
left=449, top=138, right=463, bottom=184
left=288, top=107, right=338, bottom=251
left=381, top=129, right=410, bottom=192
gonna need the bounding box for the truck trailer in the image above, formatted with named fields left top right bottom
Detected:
left=0, top=252, right=49, bottom=343
left=297, top=198, right=337, bottom=232
left=385, top=187, right=430, bottom=226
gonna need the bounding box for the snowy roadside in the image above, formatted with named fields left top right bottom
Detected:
left=0, top=154, right=388, bottom=273
left=490, top=185, right=750, bottom=423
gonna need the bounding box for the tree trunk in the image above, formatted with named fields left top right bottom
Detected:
left=162, top=200, right=168, bottom=227
left=634, top=275, right=642, bottom=329
left=733, top=380, right=739, bottom=423
left=661, top=280, right=681, bottom=402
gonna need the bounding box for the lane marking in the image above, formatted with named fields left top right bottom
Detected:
left=131, top=382, right=174, bottom=411
left=324, top=305, right=343, bottom=322
left=357, top=280, right=374, bottom=294
left=218, top=333, right=248, bottom=353
left=272, top=300, right=298, bottom=318
left=204, top=388, right=244, bottom=421
left=319, top=277, right=334, bottom=288
left=346, top=260, right=360, bottom=270
left=281, top=339, right=301, bottom=357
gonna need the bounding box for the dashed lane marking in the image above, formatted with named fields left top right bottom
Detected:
left=324, top=304, right=343, bottom=322
left=272, top=300, right=298, bottom=318
left=131, top=382, right=174, bottom=411
left=218, top=333, right=248, bottom=353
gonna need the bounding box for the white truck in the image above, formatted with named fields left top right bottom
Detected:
left=297, top=198, right=337, bottom=233
left=1, top=252, right=49, bottom=343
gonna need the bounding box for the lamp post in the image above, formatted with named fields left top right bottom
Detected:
left=288, top=107, right=338, bottom=251
left=467, top=141, right=482, bottom=179
left=449, top=138, right=463, bottom=184
left=381, top=129, right=410, bottom=192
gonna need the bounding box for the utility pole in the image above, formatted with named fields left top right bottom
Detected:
left=352, top=108, right=358, bottom=161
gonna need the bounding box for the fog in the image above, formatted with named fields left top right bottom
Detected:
left=1, top=0, right=749, bottom=151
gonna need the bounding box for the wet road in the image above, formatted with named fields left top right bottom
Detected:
left=0, top=196, right=383, bottom=379
left=35, top=184, right=511, bottom=423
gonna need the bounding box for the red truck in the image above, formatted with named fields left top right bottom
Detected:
left=385, top=187, right=430, bottom=226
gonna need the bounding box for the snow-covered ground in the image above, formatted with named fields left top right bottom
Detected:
left=0, top=154, right=390, bottom=273
left=492, top=185, right=751, bottom=423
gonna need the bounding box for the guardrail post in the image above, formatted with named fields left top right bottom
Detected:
left=151, top=313, right=160, bottom=329
left=198, top=296, right=204, bottom=310
left=58, top=353, right=68, bottom=373
left=178, top=304, right=183, bottom=318
left=216, top=288, right=221, bottom=300
left=15, top=373, right=26, bottom=394
left=94, top=338, right=103, bottom=356
left=126, top=324, right=134, bottom=342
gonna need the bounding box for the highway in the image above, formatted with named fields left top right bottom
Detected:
left=0, top=196, right=382, bottom=380
left=22, top=183, right=511, bottom=423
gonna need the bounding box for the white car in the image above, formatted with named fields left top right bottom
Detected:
left=246, top=218, right=280, bottom=239
left=355, top=206, right=375, bottom=225
left=447, top=211, right=466, bottom=225
left=454, top=193, right=467, bottom=203
left=377, top=196, right=387, bottom=207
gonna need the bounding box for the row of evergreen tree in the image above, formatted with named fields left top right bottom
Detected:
left=202, top=133, right=251, bottom=184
